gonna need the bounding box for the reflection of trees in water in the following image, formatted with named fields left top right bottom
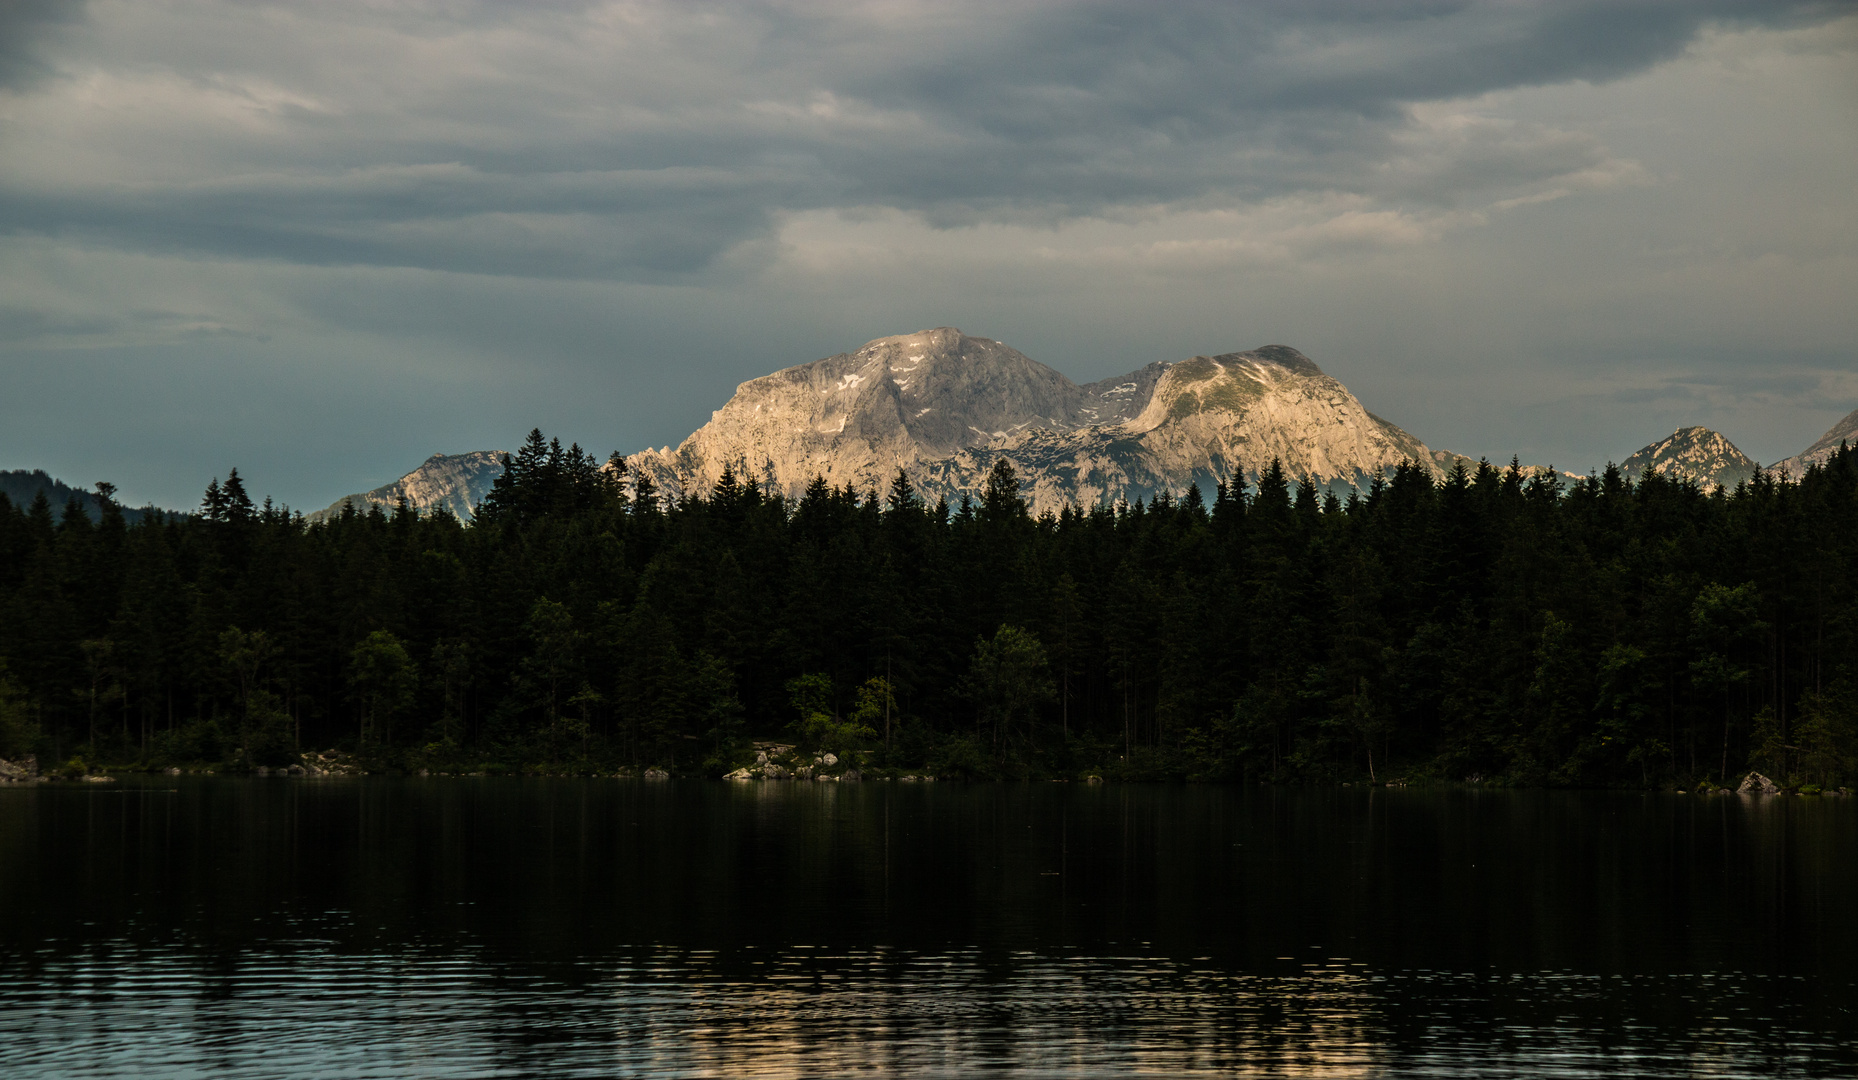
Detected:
left=1, top=781, right=1855, bottom=1075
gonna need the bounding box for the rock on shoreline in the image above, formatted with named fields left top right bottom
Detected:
left=0, top=755, right=40, bottom=782
left=1738, top=772, right=1779, bottom=795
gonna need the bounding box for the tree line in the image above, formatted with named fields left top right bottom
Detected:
left=2, top=427, right=1854, bottom=787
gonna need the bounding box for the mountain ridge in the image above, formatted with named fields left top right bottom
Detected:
left=0, top=469, right=172, bottom=523
left=1773, top=407, right=1858, bottom=479
left=630, top=330, right=1447, bottom=513
left=914, top=345, right=1442, bottom=510
left=308, top=451, right=506, bottom=523
left=305, top=330, right=1846, bottom=520
left=629, top=328, right=1142, bottom=505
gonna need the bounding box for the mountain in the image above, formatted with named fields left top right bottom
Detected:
left=631, top=329, right=1443, bottom=512
left=1619, top=427, right=1759, bottom=491
left=0, top=469, right=170, bottom=522
left=1773, top=408, right=1858, bottom=479
left=309, top=451, right=506, bottom=523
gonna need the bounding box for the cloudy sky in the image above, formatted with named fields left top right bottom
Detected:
left=2, top=0, right=1855, bottom=511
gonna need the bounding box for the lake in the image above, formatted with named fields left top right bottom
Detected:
left=1, top=778, right=1853, bottom=1077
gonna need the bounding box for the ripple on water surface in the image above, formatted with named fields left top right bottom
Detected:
left=3, top=944, right=1850, bottom=1078
left=0, top=778, right=1854, bottom=1077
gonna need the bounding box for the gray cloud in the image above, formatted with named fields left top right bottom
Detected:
left=5, top=166, right=802, bottom=278
left=1, top=1, right=1844, bottom=279
left=0, top=0, right=84, bottom=89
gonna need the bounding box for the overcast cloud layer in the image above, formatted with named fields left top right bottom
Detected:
left=2, top=0, right=1855, bottom=510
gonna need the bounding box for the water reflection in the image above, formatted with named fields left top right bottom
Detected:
left=6, top=945, right=1845, bottom=1078
left=0, top=779, right=1853, bottom=1077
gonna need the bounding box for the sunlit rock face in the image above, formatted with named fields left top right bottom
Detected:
left=1773, top=408, right=1858, bottom=479
left=1619, top=427, right=1760, bottom=492
left=633, top=333, right=1444, bottom=513
left=630, top=328, right=1133, bottom=502
left=309, top=450, right=506, bottom=523
left=917, top=346, right=1439, bottom=513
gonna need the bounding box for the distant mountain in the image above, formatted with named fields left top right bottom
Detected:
left=1773, top=408, right=1858, bottom=479
left=309, top=451, right=506, bottom=523
left=631, top=329, right=1444, bottom=512
left=0, top=469, right=169, bottom=522
left=1425, top=449, right=1584, bottom=485
left=1620, top=427, right=1760, bottom=491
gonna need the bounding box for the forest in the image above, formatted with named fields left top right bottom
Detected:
left=1, top=427, right=1855, bottom=789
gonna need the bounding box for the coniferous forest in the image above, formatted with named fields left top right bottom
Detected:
left=2, top=427, right=1855, bottom=789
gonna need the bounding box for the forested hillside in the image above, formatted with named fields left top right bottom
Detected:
left=2, top=429, right=1855, bottom=788
left=0, top=471, right=165, bottom=525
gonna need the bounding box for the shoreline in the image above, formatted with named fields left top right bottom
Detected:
left=3, top=755, right=1850, bottom=797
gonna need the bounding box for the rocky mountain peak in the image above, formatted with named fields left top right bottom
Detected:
left=1773, top=407, right=1858, bottom=478
left=617, top=331, right=1456, bottom=512
left=1241, top=344, right=1326, bottom=378
left=1619, top=426, right=1758, bottom=491
left=922, top=344, right=1438, bottom=511
left=310, top=450, right=506, bottom=523
left=635, top=328, right=1093, bottom=499
left=1123, top=348, right=1330, bottom=432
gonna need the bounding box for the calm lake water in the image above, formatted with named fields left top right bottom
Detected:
left=1, top=778, right=1853, bottom=1078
